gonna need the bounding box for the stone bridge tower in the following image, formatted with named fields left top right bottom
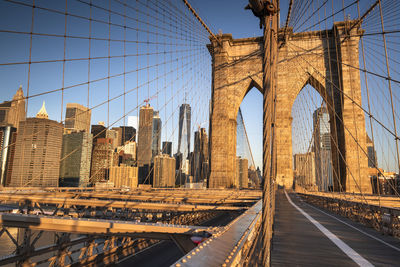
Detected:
left=208, top=21, right=371, bottom=194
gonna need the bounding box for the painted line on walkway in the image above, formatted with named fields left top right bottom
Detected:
left=116, top=241, right=164, bottom=264
left=302, top=200, right=400, bottom=252
left=284, top=190, right=374, bottom=267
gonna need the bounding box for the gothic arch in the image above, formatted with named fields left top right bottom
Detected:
left=208, top=22, right=371, bottom=193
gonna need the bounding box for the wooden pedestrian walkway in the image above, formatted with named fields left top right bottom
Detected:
left=271, top=190, right=400, bottom=266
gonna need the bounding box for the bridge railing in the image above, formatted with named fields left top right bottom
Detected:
left=172, top=199, right=262, bottom=267
left=298, top=192, right=400, bottom=239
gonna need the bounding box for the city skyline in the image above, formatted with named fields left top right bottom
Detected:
left=0, top=1, right=399, bottom=266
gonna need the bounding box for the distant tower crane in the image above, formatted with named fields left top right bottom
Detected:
left=143, top=95, right=157, bottom=106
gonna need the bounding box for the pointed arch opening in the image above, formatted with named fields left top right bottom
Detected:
left=291, top=82, right=336, bottom=192
left=236, top=86, right=263, bottom=188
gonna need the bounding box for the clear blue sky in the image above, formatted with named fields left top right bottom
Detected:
left=0, top=0, right=398, bottom=172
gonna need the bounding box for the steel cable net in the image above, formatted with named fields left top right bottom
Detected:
left=285, top=0, right=400, bottom=201
left=0, top=0, right=214, bottom=265
left=0, top=0, right=211, bottom=188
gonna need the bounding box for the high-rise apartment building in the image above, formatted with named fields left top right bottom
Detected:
left=192, top=128, right=209, bottom=182
left=91, top=124, right=106, bottom=144
left=313, top=107, right=330, bottom=147
left=109, top=164, right=138, bottom=188
left=137, top=105, right=153, bottom=167
left=59, top=131, right=92, bottom=187
left=236, top=157, right=248, bottom=189
left=313, top=107, right=333, bottom=191
left=162, top=141, right=172, bottom=156
left=111, top=127, right=123, bottom=147
left=153, top=154, right=175, bottom=187
left=111, top=126, right=136, bottom=147
left=366, top=134, right=377, bottom=168
left=0, top=126, right=17, bottom=186
left=177, top=104, right=191, bottom=160
left=121, top=141, right=137, bottom=160
left=294, top=152, right=316, bottom=190
left=106, top=129, right=119, bottom=149
left=152, top=111, right=162, bottom=158
left=0, top=86, right=26, bottom=129
left=64, top=103, right=91, bottom=133
left=10, top=102, right=63, bottom=187
left=120, top=126, right=136, bottom=143
left=90, top=138, right=114, bottom=184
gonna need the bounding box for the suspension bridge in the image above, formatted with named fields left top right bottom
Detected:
left=0, top=0, right=399, bottom=266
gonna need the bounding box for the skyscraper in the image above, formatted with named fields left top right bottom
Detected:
left=106, top=129, right=119, bottom=149
left=152, top=111, right=162, bottom=158
left=10, top=102, right=63, bottom=187
left=177, top=104, right=191, bottom=159
left=121, top=141, right=137, bottom=160
left=0, top=126, right=17, bottom=186
left=153, top=154, right=175, bottom=188
left=366, top=134, right=377, bottom=168
left=162, top=141, right=172, bottom=156
left=64, top=103, right=91, bottom=133
left=236, top=157, right=248, bottom=189
left=294, top=152, right=316, bottom=190
left=90, top=138, right=114, bottom=184
left=0, top=86, right=26, bottom=129
left=59, top=131, right=92, bottom=187
left=120, top=126, right=136, bottom=143
left=109, top=164, right=138, bottom=188
left=91, top=124, right=106, bottom=144
left=111, top=127, right=123, bottom=147
left=313, top=107, right=333, bottom=191
left=111, top=126, right=136, bottom=147
left=192, top=128, right=209, bottom=182
left=137, top=105, right=153, bottom=167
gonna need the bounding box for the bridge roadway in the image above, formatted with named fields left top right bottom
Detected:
left=271, top=190, right=400, bottom=266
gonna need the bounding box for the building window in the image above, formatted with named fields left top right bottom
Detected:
left=0, top=110, right=6, bottom=122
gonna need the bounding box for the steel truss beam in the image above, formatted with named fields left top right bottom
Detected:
left=0, top=195, right=245, bottom=212
left=0, top=210, right=221, bottom=266
left=0, top=191, right=258, bottom=205
left=0, top=213, right=216, bottom=237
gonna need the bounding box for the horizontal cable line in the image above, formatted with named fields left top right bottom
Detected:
left=4, top=0, right=208, bottom=44
left=0, top=29, right=206, bottom=47
left=0, top=47, right=197, bottom=66
left=5, top=50, right=200, bottom=103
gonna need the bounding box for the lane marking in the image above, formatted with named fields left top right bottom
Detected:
left=284, top=190, right=374, bottom=267
left=302, top=199, right=400, bottom=252
left=116, top=240, right=164, bottom=264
